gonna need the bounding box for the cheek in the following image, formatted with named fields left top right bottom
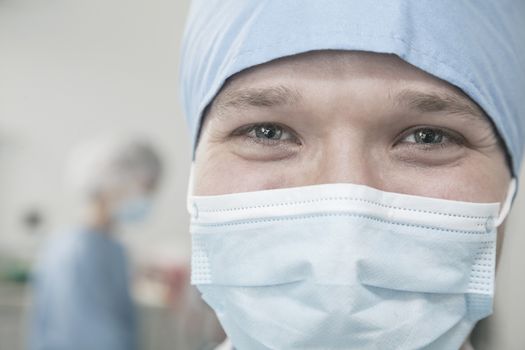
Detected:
left=193, top=146, right=292, bottom=195
left=385, top=154, right=511, bottom=203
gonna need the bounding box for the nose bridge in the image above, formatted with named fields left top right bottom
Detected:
left=312, top=132, right=380, bottom=187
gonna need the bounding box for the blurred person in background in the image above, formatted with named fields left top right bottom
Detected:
left=180, top=1, right=524, bottom=349
left=29, top=136, right=162, bottom=350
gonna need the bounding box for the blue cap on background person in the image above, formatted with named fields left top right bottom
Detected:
left=179, top=0, right=525, bottom=176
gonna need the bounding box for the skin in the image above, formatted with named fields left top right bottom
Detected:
left=194, top=51, right=510, bottom=204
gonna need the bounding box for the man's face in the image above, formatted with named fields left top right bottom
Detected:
left=193, top=51, right=510, bottom=210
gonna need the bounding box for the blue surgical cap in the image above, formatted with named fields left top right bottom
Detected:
left=180, top=0, right=525, bottom=176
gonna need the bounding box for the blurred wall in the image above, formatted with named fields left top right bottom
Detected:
left=0, top=1, right=524, bottom=349
left=0, top=0, right=192, bottom=263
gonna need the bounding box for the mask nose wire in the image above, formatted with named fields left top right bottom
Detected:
left=495, top=178, right=517, bottom=227
left=186, top=165, right=516, bottom=227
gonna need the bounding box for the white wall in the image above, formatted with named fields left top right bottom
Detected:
left=1, top=0, right=524, bottom=349
left=0, top=0, right=192, bottom=262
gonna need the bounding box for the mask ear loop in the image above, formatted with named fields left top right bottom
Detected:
left=495, top=178, right=517, bottom=227
left=186, top=163, right=195, bottom=215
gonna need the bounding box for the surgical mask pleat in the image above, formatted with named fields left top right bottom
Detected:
left=189, top=182, right=504, bottom=350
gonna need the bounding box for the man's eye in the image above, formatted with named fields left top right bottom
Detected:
left=228, top=122, right=301, bottom=161
left=235, top=123, right=300, bottom=145
left=400, top=127, right=460, bottom=146
left=251, top=123, right=284, bottom=140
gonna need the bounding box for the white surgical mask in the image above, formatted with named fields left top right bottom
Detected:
left=189, top=179, right=515, bottom=350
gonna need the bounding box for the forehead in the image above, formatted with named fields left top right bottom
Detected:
left=219, top=51, right=465, bottom=100
left=227, top=51, right=435, bottom=86
left=210, top=51, right=487, bottom=124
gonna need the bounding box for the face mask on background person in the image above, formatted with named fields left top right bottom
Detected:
left=114, top=196, right=153, bottom=223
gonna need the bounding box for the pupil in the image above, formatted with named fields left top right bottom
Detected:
left=255, top=124, right=281, bottom=139
left=415, top=129, right=442, bottom=144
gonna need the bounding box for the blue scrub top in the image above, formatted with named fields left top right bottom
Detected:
left=30, top=228, right=137, bottom=350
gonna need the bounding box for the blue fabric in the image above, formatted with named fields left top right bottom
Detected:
left=30, top=228, right=137, bottom=350
left=180, top=0, right=525, bottom=176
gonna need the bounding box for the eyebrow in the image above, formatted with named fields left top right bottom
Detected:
left=214, top=85, right=302, bottom=111
left=394, top=89, right=486, bottom=122
left=214, top=84, right=487, bottom=123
